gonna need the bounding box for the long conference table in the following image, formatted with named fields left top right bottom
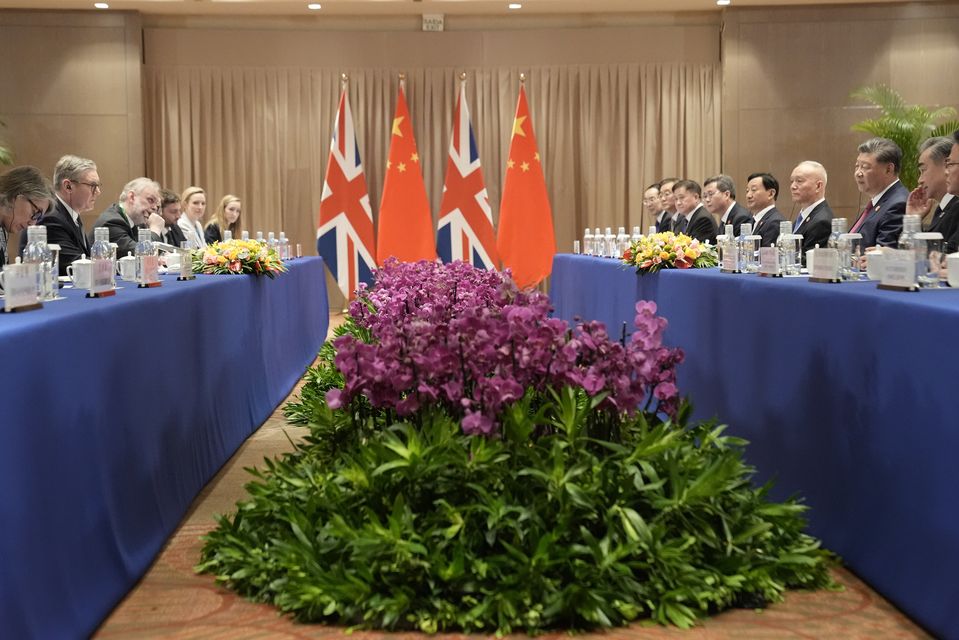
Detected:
left=551, top=254, right=959, bottom=640
left=0, top=257, right=329, bottom=639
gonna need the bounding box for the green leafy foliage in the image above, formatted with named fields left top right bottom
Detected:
left=0, top=118, right=12, bottom=166
left=199, top=386, right=835, bottom=634
left=850, top=84, right=959, bottom=189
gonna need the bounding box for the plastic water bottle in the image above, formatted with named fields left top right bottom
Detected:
left=256, top=231, right=264, bottom=243
left=827, top=218, right=847, bottom=250
left=583, top=228, right=593, bottom=255
left=898, top=214, right=923, bottom=283
left=241, top=230, right=250, bottom=241
left=603, top=227, right=613, bottom=258
left=278, top=232, right=290, bottom=260
left=737, top=222, right=754, bottom=272
left=90, top=227, right=114, bottom=289
left=616, top=227, right=629, bottom=258
left=776, top=221, right=796, bottom=274
left=632, top=226, right=642, bottom=243
left=23, top=226, right=56, bottom=300
left=135, top=228, right=155, bottom=284
left=223, top=229, right=233, bottom=242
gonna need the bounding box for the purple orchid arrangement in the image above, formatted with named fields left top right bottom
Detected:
left=326, top=259, right=683, bottom=436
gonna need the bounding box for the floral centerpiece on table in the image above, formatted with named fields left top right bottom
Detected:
left=197, top=259, right=834, bottom=635
left=623, top=231, right=718, bottom=274
left=192, top=238, right=286, bottom=278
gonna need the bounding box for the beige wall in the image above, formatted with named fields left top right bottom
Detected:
left=722, top=3, right=959, bottom=222
left=0, top=10, right=144, bottom=236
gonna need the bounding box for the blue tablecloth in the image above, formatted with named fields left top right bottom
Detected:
left=551, top=253, right=959, bottom=640
left=0, top=257, right=329, bottom=639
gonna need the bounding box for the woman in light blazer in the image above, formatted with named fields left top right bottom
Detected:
left=177, top=186, right=207, bottom=249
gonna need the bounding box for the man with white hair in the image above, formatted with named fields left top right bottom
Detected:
left=89, top=177, right=165, bottom=258
left=789, top=160, right=833, bottom=256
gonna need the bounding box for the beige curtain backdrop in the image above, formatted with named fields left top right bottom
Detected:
left=143, top=62, right=720, bottom=282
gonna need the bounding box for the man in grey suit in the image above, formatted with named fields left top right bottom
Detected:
left=703, top=174, right=751, bottom=236
left=671, top=179, right=717, bottom=244
left=745, top=172, right=786, bottom=247
left=89, top=178, right=165, bottom=258
left=850, top=137, right=908, bottom=249
left=789, top=161, right=833, bottom=256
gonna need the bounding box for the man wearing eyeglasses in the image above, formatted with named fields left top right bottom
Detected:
left=942, top=130, right=959, bottom=253
left=89, top=177, right=166, bottom=258
left=32, top=155, right=102, bottom=275
left=703, top=174, right=752, bottom=237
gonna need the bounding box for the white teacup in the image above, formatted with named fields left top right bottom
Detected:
left=865, top=249, right=885, bottom=281
left=947, top=253, right=959, bottom=288
left=67, top=258, right=93, bottom=289
left=117, top=255, right=137, bottom=282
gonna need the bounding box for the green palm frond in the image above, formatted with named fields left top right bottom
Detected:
left=850, top=84, right=959, bottom=189
left=932, top=120, right=959, bottom=139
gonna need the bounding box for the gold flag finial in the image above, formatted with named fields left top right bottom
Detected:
left=398, top=72, right=406, bottom=81
left=519, top=72, right=526, bottom=83
left=459, top=72, right=467, bottom=81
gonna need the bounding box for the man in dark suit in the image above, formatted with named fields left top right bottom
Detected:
left=658, top=178, right=679, bottom=232
left=850, top=137, right=907, bottom=248
left=642, top=183, right=666, bottom=233
left=908, top=137, right=958, bottom=252
left=703, top=174, right=751, bottom=236
left=38, top=155, right=101, bottom=275
left=942, top=131, right=959, bottom=253
left=89, top=177, right=165, bottom=258
left=158, top=189, right=187, bottom=247
left=745, top=172, right=786, bottom=247
left=789, top=161, right=833, bottom=256
left=671, top=179, right=717, bottom=244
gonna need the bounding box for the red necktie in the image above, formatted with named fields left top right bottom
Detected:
left=850, top=200, right=874, bottom=233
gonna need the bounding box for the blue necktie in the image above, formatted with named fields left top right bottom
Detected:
left=793, top=211, right=804, bottom=232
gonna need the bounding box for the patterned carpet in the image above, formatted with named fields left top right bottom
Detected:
left=96, top=521, right=929, bottom=639
left=94, top=315, right=932, bottom=640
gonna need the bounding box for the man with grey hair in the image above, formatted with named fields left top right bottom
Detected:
left=789, top=160, right=834, bottom=257
left=703, top=174, right=751, bottom=236
left=907, top=137, right=957, bottom=243
left=32, top=155, right=101, bottom=275
left=89, top=177, right=165, bottom=258
left=850, top=137, right=907, bottom=248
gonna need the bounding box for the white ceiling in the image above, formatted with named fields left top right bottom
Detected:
left=0, top=0, right=910, bottom=17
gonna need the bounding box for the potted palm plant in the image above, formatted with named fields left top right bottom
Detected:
left=850, top=85, right=959, bottom=189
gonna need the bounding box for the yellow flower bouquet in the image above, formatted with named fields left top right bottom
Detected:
left=192, top=239, right=287, bottom=278
left=622, top=231, right=718, bottom=274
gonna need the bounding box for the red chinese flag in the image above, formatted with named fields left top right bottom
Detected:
left=376, top=85, right=436, bottom=265
left=496, top=84, right=556, bottom=289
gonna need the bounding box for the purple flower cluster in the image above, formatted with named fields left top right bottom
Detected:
left=326, top=259, right=683, bottom=436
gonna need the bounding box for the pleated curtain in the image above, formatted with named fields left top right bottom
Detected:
left=143, top=63, right=720, bottom=266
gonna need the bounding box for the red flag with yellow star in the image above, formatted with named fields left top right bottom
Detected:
left=376, top=84, right=436, bottom=265
left=496, top=83, right=555, bottom=289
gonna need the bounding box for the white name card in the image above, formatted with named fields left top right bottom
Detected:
left=91, top=258, right=114, bottom=294
left=140, top=255, right=160, bottom=285
left=880, top=249, right=917, bottom=288
left=3, top=264, right=41, bottom=312
left=759, top=247, right=780, bottom=275
left=810, top=248, right=839, bottom=280
left=179, top=250, right=193, bottom=279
